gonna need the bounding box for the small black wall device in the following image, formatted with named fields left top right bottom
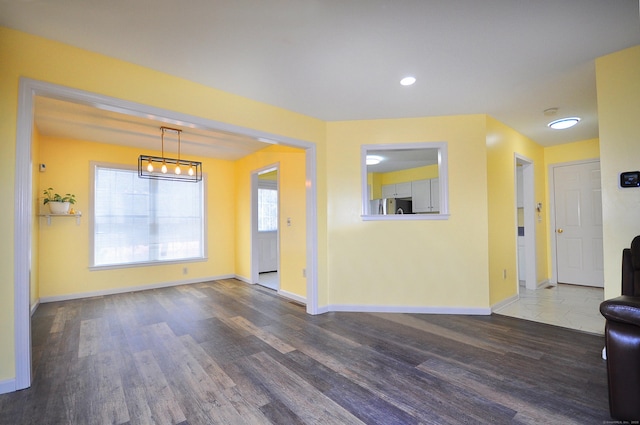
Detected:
left=620, top=171, right=640, bottom=188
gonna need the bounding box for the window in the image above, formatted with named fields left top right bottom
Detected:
left=361, top=142, right=449, bottom=220
left=258, top=180, right=278, bottom=232
left=91, top=163, right=205, bottom=268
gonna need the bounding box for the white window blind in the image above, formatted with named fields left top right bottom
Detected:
left=92, top=164, right=205, bottom=267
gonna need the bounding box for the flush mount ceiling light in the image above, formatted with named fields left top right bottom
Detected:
left=138, top=126, right=202, bottom=182
left=366, top=155, right=383, bottom=165
left=548, top=117, right=581, bottom=130
left=400, top=76, right=416, bottom=86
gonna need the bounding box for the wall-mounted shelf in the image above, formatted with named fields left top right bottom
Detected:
left=39, top=213, right=82, bottom=226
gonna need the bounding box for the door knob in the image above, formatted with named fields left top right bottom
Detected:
left=557, top=228, right=563, bottom=234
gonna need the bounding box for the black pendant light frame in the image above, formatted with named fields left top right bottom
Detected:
left=138, top=126, right=202, bottom=182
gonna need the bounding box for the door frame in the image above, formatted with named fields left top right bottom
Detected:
left=13, top=78, right=319, bottom=391
left=515, top=154, right=537, bottom=290
left=548, top=158, right=601, bottom=285
left=251, top=164, right=280, bottom=285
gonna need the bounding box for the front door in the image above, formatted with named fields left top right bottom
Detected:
left=553, top=161, right=604, bottom=287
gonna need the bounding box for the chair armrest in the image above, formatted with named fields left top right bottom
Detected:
left=601, top=296, right=640, bottom=327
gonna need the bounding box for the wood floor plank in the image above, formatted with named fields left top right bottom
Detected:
left=133, top=350, right=188, bottom=425
left=0, top=278, right=611, bottom=424
left=227, top=316, right=296, bottom=354
left=282, top=349, right=420, bottom=425
left=78, top=318, right=109, bottom=358
left=146, top=322, right=254, bottom=424
left=90, top=350, right=130, bottom=424
left=178, top=334, right=236, bottom=390
left=239, top=351, right=366, bottom=425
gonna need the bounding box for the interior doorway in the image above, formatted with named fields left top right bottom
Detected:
left=550, top=160, right=604, bottom=287
left=13, top=78, right=319, bottom=392
left=252, top=167, right=280, bottom=291
left=515, top=154, right=537, bottom=291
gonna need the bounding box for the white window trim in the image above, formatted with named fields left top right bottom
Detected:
left=360, top=141, right=450, bottom=220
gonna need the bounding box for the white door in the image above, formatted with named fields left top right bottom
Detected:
left=553, top=161, right=604, bottom=287
left=258, top=231, right=278, bottom=272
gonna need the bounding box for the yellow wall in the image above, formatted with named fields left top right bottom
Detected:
left=486, top=117, right=548, bottom=305
left=326, top=115, right=491, bottom=309
left=544, top=138, right=599, bottom=166
left=596, top=45, right=640, bottom=300
left=37, top=136, right=236, bottom=298
left=234, top=145, right=307, bottom=297
left=381, top=164, right=439, bottom=185
left=0, top=27, right=326, bottom=384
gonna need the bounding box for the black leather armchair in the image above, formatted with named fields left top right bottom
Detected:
left=600, top=236, right=640, bottom=420
left=622, top=235, right=640, bottom=296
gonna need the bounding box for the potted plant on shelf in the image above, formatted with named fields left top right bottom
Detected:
left=43, top=187, right=76, bottom=214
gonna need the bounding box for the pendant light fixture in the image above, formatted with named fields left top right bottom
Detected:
left=138, top=126, right=202, bottom=182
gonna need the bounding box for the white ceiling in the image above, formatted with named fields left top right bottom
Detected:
left=367, top=148, right=438, bottom=173
left=34, top=97, right=269, bottom=160
left=3, top=0, right=640, bottom=153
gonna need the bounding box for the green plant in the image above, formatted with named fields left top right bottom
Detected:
left=43, top=187, right=76, bottom=205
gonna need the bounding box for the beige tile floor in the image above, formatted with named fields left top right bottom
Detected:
left=494, top=283, right=605, bottom=335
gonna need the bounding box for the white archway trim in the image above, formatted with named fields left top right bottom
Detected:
left=13, top=78, right=319, bottom=391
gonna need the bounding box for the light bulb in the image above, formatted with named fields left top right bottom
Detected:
left=188, top=165, right=195, bottom=176
left=146, top=161, right=154, bottom=172
left=161, top=162, right=167, bottom=174
left=175, top=165, right=181, bottom=175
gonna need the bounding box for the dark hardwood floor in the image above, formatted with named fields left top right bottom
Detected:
left=0, top=279, right=610, bottom=424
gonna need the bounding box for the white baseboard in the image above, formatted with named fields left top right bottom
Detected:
left=278, top=289, right=306, bottom=305
left=234, top=275, right=252, bottom=284
left=0, top=379, right=16, bottom=395
left=233, top=276, right=307, bottom=305
left=537, top=279, right=551, bottom=289
left=39, top=275, right=236, bottom=303
left=30, top=300, right=40, bottom=316
left=491, top=294, right=519, bottom=312
left=326, top=304, right=492, bottom=315
left=315, top=305, right=331, bottom=315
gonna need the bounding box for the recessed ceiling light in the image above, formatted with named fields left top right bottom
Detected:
left=400, top=76, right=416, bottom=86
left=548, top=117, right=581, bottom=130
left=366, top=155, right=383, bottom=165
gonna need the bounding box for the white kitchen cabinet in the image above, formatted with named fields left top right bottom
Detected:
left=411, top=180, right=430, bottom=212
left=411, top=178, right=439, bottom=213
left=381, top=182, right=412, bottom=198
left=381, top=184, right=395, bottom=198
left=430, top=178, right=440, bottom=212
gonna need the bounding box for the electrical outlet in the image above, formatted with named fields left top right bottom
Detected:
left=183, top=267, right=188, bottom=275
left=503, top=269, right=507, bottom=279
left=302, top=268, right=306, bottom=278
